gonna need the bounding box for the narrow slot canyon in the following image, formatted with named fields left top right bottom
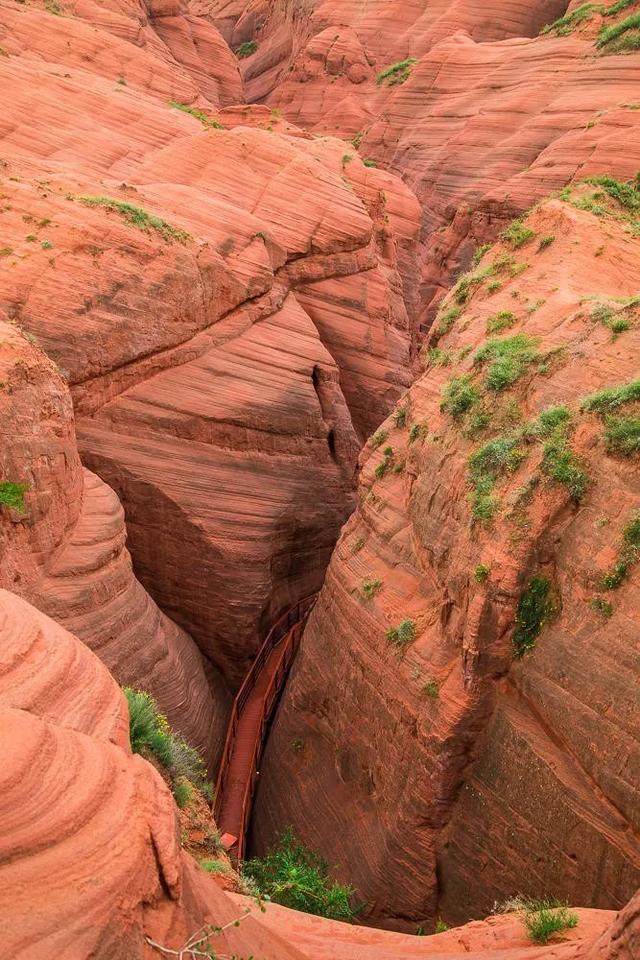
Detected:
left=0, top=1, right=639, bottom=958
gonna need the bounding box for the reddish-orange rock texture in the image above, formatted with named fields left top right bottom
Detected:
left=255, top=195, right=640, bottom=926
left=2, top=0, right=640, bottom=952
left=0, top=0, right=419, bottom=758
left=0, top=588, right=634, bottom=957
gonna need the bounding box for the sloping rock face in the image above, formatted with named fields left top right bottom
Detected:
left=0, top=587, right=627, bottom=959
left=0, top=0, right=419, bottom=719
left=0, top=590, right=305, bottom=960
left=254, top=192, right=640, bottom=927
left=205, top=0, right=568, bottom=113
left=0, top=317, right=224, bottom=767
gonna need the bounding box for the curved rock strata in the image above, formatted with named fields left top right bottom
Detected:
left=0, top=589, right=632, bottom=959
left=0, top=316, right=224, bottom=766
left=254, top=192, right=640, bottom=927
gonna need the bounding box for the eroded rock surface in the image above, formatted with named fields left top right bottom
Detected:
left=255, top=192, right=640, bottom=926
left=0, top=316, right=224, bottom=767
left=0, top=0, right=419, bottom=737
left=0, top=588, right=631, bottom=959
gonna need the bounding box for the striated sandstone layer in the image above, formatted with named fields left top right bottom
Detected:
left=0, top=314, right=225, bottom=767
left=254, top=192, right=640, bottom=927
left=0, top=0, right=419, bottom=721
left=0, top=588, right=631, bottom=959
left=205, top=0, right=568, bottom=113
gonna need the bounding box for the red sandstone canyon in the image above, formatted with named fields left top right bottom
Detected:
left=0, top=0, right=639, bottom=957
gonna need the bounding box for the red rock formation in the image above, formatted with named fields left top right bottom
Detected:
left=254, top=192, right=640, bottom=927
left=0, top=315, right=225, bottom=767
left=0, top=587, right=630, bottom=959
left=206, top=0, right=569, bottom=111
left=0, top=0, right=419, bottom=725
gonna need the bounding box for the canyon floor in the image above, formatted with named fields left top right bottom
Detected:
left=0, top=0, right=639, bottom=958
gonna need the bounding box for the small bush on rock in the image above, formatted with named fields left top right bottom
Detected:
left=243, top=828, right=357, bottom=920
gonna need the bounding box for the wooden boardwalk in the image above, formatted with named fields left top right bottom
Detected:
left=213, top=596, right=316, bottom=862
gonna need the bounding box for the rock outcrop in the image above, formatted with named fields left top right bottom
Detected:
left=254, top=189, right=640, bottom=926
left=0, top=587, right=632, bottom=959
left=0, top=0, right=419, bottom=754
left=0, top=315, right=224, bottom=767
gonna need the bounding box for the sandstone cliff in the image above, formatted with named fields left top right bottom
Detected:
left=255, top=186, right=640, bottom=926
left=0, top=587, right=631, bottom=958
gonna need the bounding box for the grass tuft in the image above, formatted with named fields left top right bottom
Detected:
left=76, top=195, right=191, bottom=243
left=474, top=333, right=540, bottom=391
left=376, top=58, right=417, bottom=86
left=0, top=481, right=28, bottom=511
left=441, top=374, right=480, bottom=418
left=124, top=688, right=211, bottom=808
left=236, top=40, right=258, bottom=58
left=169, top=101, right=223, bottom=129
left=513, top=577, right=557, bottom=657
left=386, top=618, right=417, bottom=648
left=500, top=218, right=536, bottom=249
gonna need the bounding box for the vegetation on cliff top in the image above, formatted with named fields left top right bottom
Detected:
left=75, top=196, right=191, bottom=243
left=124, top=688, right=213, bottom=807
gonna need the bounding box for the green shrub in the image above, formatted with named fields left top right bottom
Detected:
left=361, top=577, right=382, bottom=599
left=597, top=11, right=640, bottom=51
left=601, top=560, right=630, bottom=589
left=585, top=175, right=640, bottom=210
left=541, top=438, right=588, bottom=500
left=76, top=196, right=191, bottom=243
left=123, top=688, right=211, bottom=806
left=541, top=3, right=600, bottom=37
left=582, top=379, right=640, bottom=413
left=441, top=374, right=480, bottom=418
left=474, top=333, right=540, bottom=391
left=604, top=415, right=640, bottom=455
left=291, top=737, right=304, bottom=752
left=199, top=858, right=229, bottom=874
left=474, top=564, right=491, bottom=583
left=513, top=576, right=557, bottom=657
left=624, top=513, right=640, bottom=546
left=168, top=101, right=222, bottom=129
left=351, top=536, right=366, bottom=553
left=374, top=461, right=388, bottom=480
left=243, top=828, right=357, bottom=920
left=386, top=618, right=417, bottom=648
left=362, top=158, right=378, bottom=168
left=590, top=596, right=613, bottom=618
left=173, top=778, right=194, bottom=809
left=538, top=234, right=555, bottom=251
left=605, top=0, right=637, bottom=13
left=526, top=405, right=571, bottom=439
left=472, top=243, right=492, bottom=265
left=435, top=919, right=449, bottom=933
left=371, top=429, right=388, bottom=449
left=408, top=423, right=422, bottom=444
left=500, top=218, right=536, bottom=249
left=0, top=481, right=28, bottom=511
left=376, top=58, right=417, bottom=86
left=468, top=435, right=527, bottom=520
left=486, top=310, right=517, bottom=334
left=236, top=40, right=258, bottom=58
left=524, top=901, right=579, bottom=944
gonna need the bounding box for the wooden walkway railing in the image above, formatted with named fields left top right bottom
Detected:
left=213, top=595, right=316, bottom=863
